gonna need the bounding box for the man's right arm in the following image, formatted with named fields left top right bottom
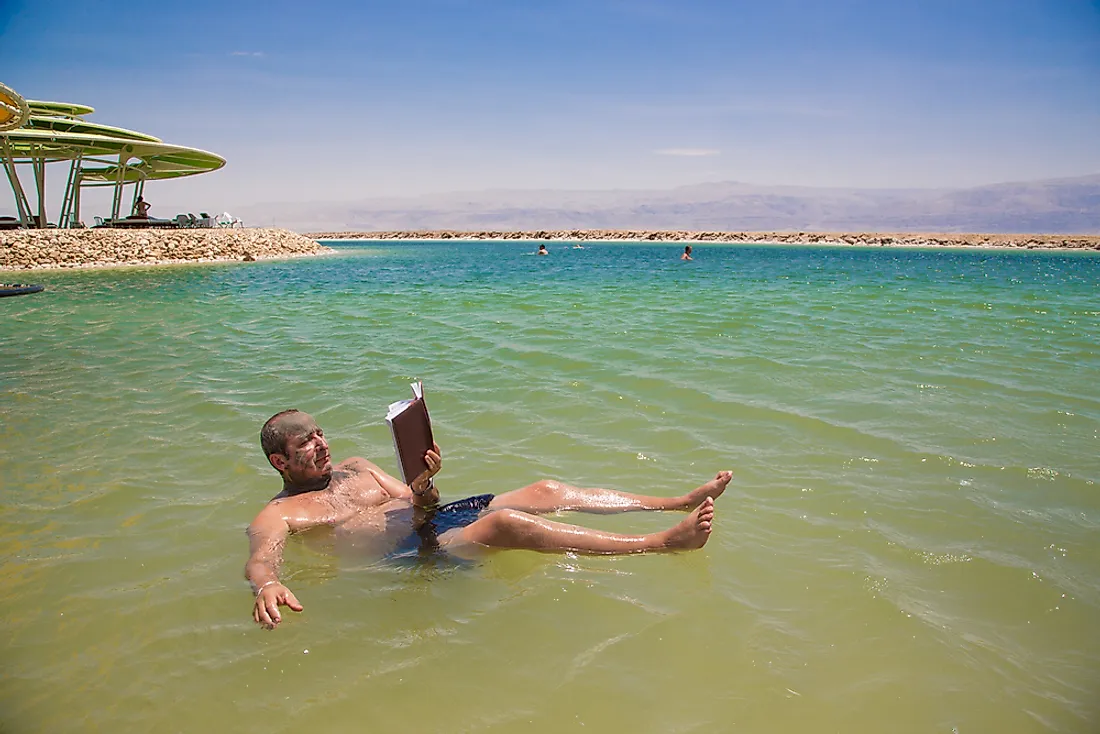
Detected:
left=349, top=444, right=442, bottom=508
left=245, top=506, right=303, bottom=629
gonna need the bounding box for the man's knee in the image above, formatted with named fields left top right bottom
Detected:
left=487, top=507, right=530, bottom=529
left=473, top=508, right=543, bottom=546
left=529, top=479, right=564, bottom=496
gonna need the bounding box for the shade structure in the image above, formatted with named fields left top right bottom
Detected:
left=4, top=128, right=225, bottom=179
left=1, top=86, right=226, bottom=227
left=0, top=83, right=31, bottom=132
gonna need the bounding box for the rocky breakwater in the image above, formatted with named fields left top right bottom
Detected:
left=310, top=229, right=1100, bottom=250
left=0, top=228, right=333, bottom=271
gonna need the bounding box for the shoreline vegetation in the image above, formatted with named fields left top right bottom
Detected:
left=0, top=228, right=333, bottom=272
left=311, top=230, right=1100, bottom=250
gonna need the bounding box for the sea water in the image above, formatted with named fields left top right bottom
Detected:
left=1, top=241, right=1098, bottom=733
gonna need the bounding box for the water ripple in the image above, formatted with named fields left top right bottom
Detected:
left=2, top=243, right=1099, bottom=732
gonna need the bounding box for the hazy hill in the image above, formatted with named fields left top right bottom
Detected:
left=237, top=174, right=1100, bottom=234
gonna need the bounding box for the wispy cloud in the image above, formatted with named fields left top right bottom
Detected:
left=655, top=148, right=721, bottom=157
left=230, top=51, right=265, bottom=57
left=605, top=98, right=845, bottom=120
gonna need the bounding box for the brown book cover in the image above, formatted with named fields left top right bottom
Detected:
left=385, top=381, right=434, bottom=485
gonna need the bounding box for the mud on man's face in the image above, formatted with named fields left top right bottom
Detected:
left=278, top=413, right=332, bottom=482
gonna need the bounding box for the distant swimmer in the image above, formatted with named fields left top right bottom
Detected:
left=245, top=410, right=731, bottom=629
left=572, top=244, right=585, bottom=249
left=537, top=244, right=549, bottom=256
left=681, top=245, right=693, bottom=261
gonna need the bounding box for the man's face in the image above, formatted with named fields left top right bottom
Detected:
left=274, top=414, right=331, bottom=484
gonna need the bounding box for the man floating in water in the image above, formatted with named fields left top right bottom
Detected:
left=246, top=410, right=731, bottom=629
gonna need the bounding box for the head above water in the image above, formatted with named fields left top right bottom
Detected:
left=684, top=245, right=692, bottom=254
left=261, top=409, right=306, bottom=456
left=260, top=409, right=332, bottom=486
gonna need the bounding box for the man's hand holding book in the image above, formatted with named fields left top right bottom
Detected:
left=409, top=442, right=442, bottom=504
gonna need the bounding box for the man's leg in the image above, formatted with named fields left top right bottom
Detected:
left=445, top=498, right=715, bottom=554
left=488, top=471, right=732, bottom=515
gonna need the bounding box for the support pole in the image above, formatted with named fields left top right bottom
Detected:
left=33, top=152, right=46, bottom=228
left=59, top=153, right=83, bottom=228
left=74, top=173, right=82, bottom=227
left=1, top=138, right=33, bottom=226
left=110, top=151, right=129, bottom=220
left=130, top=178, right=144, bottom=214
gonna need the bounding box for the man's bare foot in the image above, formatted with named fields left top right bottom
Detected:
left=661, top=497, right=714, bottom=550
left=679, top=471, right=733, bottom=509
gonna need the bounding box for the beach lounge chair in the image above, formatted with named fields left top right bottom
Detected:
left=215, top=212, right=243, bottom=228
left=174, top=214, right=191, bottom=228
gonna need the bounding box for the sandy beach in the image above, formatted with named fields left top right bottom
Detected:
left=308, top=230, right=1100, bottom=250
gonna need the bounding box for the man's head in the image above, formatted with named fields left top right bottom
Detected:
left=260, top=410, right=332, bottom=486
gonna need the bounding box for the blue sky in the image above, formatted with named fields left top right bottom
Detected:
left=4, top=0, right=1100, bottom=214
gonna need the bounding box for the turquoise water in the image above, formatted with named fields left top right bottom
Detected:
left=2, top=240, right=1098, bottom=733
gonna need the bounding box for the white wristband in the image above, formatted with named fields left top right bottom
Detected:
left=255, top=580, right=278, bottom=597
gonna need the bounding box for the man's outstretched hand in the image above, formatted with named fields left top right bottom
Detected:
left=253, top=583, right=303, bottom=629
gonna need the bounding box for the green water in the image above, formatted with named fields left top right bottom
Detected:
left=2, top=241, right=1098, bottom=733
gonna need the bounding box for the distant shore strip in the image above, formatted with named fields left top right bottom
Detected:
left=310, top=230, right=1100, bottom=250
left=4, top=228, right=1098, bottom=272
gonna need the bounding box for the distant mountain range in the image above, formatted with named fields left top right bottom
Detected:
left=237, top=174, right=1100, bottom=234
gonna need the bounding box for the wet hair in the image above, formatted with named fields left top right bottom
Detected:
left=685, top=245, right=692, bottom=253
left=260, top=409, right=302, bottom=457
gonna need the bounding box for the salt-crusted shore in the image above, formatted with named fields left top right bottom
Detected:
left=4, top=229, right=1097, bottom=272
left=310, top=230, right=1100, bottom=250
left=0, top=228, right=334, bottom=272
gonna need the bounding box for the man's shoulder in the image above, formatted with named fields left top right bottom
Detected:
left=248, top=494, right=300, bottom=531
left=252, top=490, right=331, bottom=535
left=263, top=491, right=305, bottom=511
left=338, top=456, right=378, bottom=472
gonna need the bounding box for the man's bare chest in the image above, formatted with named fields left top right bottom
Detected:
left=308, top=474, right=407, bottom=527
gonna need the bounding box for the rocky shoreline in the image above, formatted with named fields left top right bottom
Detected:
left=0, top=228, right=334, bottom=271
left=310, top=230, right=1100, bottom=250
left=3, top=229, right=1096, bottom=273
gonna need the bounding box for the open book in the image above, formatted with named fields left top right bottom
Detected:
left=384, top=381, right=435, bottom=486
